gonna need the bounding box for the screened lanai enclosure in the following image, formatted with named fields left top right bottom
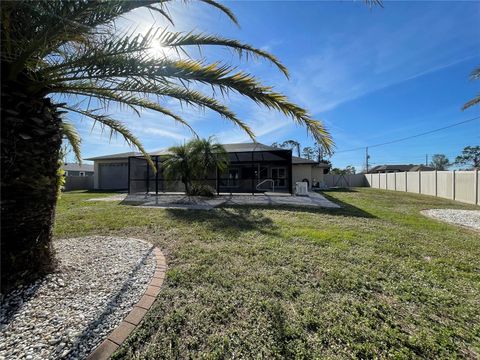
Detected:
left=128, top=149, right=293, bottom=195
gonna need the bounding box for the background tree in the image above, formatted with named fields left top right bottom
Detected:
left=455, top=146, right=480, bottom=169
left=302, top=146, right=315, bottom=160
left=429, top=154, right=450, bottom=170
left=283, top=140, right=301, bottom=157
left=313, top=141, right=334, bottom=162
left=0, top=0, right=333, bottom=291
left=272, top=140, right=301, bottom=157
left=330, top=165, right=355, bottom=175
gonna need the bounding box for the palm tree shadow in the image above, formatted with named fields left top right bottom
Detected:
left=0, top=282, right=43, bottom=328
left=165, top=194, right=374, bottom=238
left=165, top=206, right=280, bottom=237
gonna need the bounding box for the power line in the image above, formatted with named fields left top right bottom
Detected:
left=335, top=116, right=480, bottom=154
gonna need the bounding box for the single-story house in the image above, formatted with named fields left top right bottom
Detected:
left=62, top=163, right=94, bottom=177
left=368, top=164, right=435, bottom=173
left=85, top=142, right=329, bottom=194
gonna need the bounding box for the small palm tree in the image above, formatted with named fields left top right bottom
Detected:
left=163, top=142, right=194, bottom=195
left=163, top=137, right=228, bottom=195
left=190, top=136, right=230, bottom=177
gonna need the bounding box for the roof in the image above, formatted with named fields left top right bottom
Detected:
left=84, top=151, right=140, bottom=161
left=85, top=143, right=285, bottom=161
left=292, top=156, right=317, bottom=165
left=409, top=165, right=435, bottom=171
left=369, top=164, right=435, bottom=173
left=62, top=163, right=94, bottom=172
left=222, top=142, right=279, bottom=152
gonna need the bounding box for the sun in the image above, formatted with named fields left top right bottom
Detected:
left=147, top=41, right=177, bottom=59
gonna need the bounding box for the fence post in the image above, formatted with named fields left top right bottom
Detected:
left=434, top=170, right=437, bottom=197
left=474, top=169, right=478, bottom=205
left=378, top=172, right=381, bottom=189
left=405, top=171, right=408, bottom=192
left=394, top=171, right=397, bottom=191
left=418, top=170, right=421, bottom=194
left=385, top=170, right=388, bottom=190
left=452, top=170, right=456, bottom=201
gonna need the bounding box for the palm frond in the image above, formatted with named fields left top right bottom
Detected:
left=462, top=95, right=480, bottom=110
left=364, top=0, right=384, bottom=8
left=462, top=66, right=480, bottom=110
left=470, top=67, right=480, bottom=80
left=57, top=81, right=253, bottom=139
left=61, top=105, right=155, bottom=170
left=197, top=0, right=239, bottom=26
left=60, top=121, right=82, bottom=163
left=157, top=30, right=288, bottom=77
left=52, top=85, right=198, bottom=137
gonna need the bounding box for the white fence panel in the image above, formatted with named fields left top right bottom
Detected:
left=379, top=173, right=386, bottom=189
left=420, top=171, right=436, bottom=197
left=455, top=171, right=476, bottom=205
left=436, top=171, right=453, bottom=200
left=395, top=172, right=407, bottom=192
left=406, top=172, right=420, bottom=193
left=386, top=173, right=396, bottom=190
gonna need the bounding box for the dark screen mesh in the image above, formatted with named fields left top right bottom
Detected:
left=128, top=150, right=292, bottom=194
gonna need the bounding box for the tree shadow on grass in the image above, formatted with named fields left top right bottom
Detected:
left=165, top=206, right=280, bottom=237
left=164, top=196, right=375, bottom=239
left=319, top=191, right=376, bottom=218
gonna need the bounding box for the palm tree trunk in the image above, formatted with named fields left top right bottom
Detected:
left=1, top=89, right=62, bottom=293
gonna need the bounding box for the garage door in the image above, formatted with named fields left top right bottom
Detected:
left=99, top=163, right=128, bottom=190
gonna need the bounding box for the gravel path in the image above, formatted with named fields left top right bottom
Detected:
left=422, top=209, right=480, bottom=231
left=0, top=236, right=156, bottom=360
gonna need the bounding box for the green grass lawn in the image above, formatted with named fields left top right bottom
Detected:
left=55, top=188, right=480, bottom=359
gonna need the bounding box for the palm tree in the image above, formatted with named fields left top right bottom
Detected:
left=190, top=137, right=229, bottom=177
left=163, top=142, right=195, bottom=195
left=163, top=137, right=228, bottom=195
left=463, top=67, right=480, bottom=110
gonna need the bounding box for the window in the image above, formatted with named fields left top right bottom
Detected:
left=271, top=167, right=287, bottom=187
left=220, top=168, right=239, bottom=187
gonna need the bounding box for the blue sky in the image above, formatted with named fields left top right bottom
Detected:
left=68, top=1, right=480, bottom=170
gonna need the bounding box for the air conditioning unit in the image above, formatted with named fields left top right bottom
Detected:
left=295, top=182, right=308, bottom=196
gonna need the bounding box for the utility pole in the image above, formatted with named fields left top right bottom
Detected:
left=365, top=147, right=369, bottom=173
left=425, top=154, right=428, bottom=166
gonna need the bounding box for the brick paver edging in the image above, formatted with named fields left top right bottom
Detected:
left=87, top=247, right=167, bottom=360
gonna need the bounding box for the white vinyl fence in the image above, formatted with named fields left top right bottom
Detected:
left=324, top=170, right=479, bottom=205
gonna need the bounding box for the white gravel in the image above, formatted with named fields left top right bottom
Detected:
left=422, top=209, right=480, bottom=231
left=0, top=236, right=156, bottom=360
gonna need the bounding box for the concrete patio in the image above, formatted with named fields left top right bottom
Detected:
left=121, top=191, right=340, bottom=210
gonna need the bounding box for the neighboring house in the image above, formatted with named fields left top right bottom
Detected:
left=85, top=142, right=330, bottom=193
left=62, top=163, right=94, bottom=177
left=368, top=164, right=435, bottom=173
